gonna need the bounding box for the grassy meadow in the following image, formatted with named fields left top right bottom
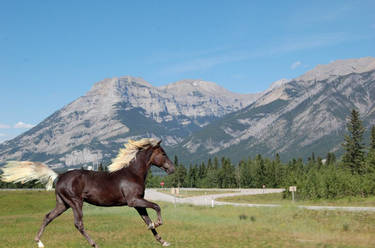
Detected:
left=1, top=190, right=375, bottom=248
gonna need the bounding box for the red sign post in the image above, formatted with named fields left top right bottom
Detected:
left=160, top=181, right=165, bottom=188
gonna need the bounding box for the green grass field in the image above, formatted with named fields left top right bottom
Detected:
left=1, top=190, right=375, bottom=248
left=217, top=193, right=375, bottom=207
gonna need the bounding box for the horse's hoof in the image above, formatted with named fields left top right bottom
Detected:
left=37, top=240, right=45, bottom=248
left=162, top=241, right=170, bottom=246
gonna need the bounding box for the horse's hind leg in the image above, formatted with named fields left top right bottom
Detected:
left=34, top=194, right=69, bottom=247
left=135, top=207, right=170, bottom=247
left=70, top=200, right=98, bottom=248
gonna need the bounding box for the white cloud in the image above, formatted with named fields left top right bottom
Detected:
left=0, top=123, right=11, bottom=129
left=14, top=121, right=35, bottom=129
left=291, top=61, right=302, bottom=70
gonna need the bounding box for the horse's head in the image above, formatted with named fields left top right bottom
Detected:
left=150, top=140, right=175, bottom=175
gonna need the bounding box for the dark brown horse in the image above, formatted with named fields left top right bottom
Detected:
left=1, top=138, right=175, bottom=247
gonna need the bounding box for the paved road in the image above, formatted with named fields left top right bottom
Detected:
left=145, top=188, right=375, bottom=212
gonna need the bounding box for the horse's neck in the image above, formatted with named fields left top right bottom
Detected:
left=127, top=149, right=152, bottom=180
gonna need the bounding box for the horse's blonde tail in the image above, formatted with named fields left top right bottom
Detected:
left=0, top=161, right=58, bottom=190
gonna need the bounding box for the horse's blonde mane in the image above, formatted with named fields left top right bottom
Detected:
left=108, top=138, right=160, bottom=172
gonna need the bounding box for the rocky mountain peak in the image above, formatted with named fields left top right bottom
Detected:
left=267, top=78, right=290, bottom=91
left=296, top=57, right=375, bottom=82
left=159, top=79, right=229, bottom=95
left=88, top=76, right=152, bottom=96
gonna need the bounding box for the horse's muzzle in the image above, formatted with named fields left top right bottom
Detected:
left=166, top=165, right=175, bottom=175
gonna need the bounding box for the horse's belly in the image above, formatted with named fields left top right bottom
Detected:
left=83, top=189, right=127, bottom=207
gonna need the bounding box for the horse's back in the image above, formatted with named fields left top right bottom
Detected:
left=55, top=169, right=86, bottom=196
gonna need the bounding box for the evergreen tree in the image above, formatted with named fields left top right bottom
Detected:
left=218, top=157, right=236, bottom=188
left=174, top=155, right=179, bottom=168
left=371, top=125, right=375, bottom=150
left=240, top=158, right=254, bottom=188
left=206, top=159, right=219, bottom=188
left=169, top=156, right=186, bottom=188
left=309, top=152, right=316, bottom=163
left=213, top=157, right=219, bottom=170
left=207, top=158, right=213, bottom=169
left=198, top=162, right=207, bottom=180
left=186, top=165, right=197, bottom=188
left=177, top=164, right=187, bottom=187
left=275, top=153, right=281, bottom=164
left=273, top=155, right=284, bottom=187
left=254, top=154, right=266, bottom=187
left=326, top=152, right=336, bottom=165
left=235, top=162, right=242, bottom=188
left=342, top=109, right=366, bottom=174
left=366, top=125, right=375, bottom=172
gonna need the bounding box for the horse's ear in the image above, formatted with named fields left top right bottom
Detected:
left=157, top=139, right=162, bottom=146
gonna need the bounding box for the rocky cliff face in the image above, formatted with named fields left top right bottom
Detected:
left=174, top=57, right=375, bottom=163
left=0, top=76, right=258, bottom=168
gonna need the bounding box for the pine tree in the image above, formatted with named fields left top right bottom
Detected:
left=273, top=155, right=284, bottom=187
left=206, top=159, right=219, bottom=188
left=221, top=158, right=236, bottom=188
left=207, top=158, right=213, bottom=169
left=174, top=155, right=179, bottom=168
left=366, top=125, right=375, bottom=172
left=275, top=153, right=281, bottom=164
left=326, top=152, right=336, bottom=165
left=177, top=164, right=187, bottom=188
left=235, top=162, right=242, bottom=188
left=342, top=109, right=365, bottom=174
left=240, top=158, right=254, bottom=188
left=254, top=154, right=266, bottom=187
left=213, top=157, right=219, bottom=170
left=187, top=165, right=197, bottom=188
left=170, top=156, right=186, bottom=188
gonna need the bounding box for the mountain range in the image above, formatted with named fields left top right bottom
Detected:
left=0, top=76, right=258, bottom=168
left=174, top=57, right=375, bottom=163
left=1, top=57, right=374, bottom=168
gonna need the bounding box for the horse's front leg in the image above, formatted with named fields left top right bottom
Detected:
left=129, top=198, right=163, bottom=228
left=135, top=207, right=170, bottom=246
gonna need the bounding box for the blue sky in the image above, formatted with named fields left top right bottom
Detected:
left=0, top=0, right=374, bottom=142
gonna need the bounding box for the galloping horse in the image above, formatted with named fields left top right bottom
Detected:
left=1, top=138, right=175, bottom=247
